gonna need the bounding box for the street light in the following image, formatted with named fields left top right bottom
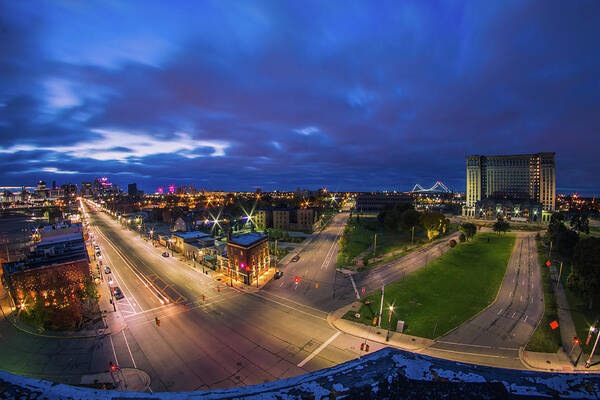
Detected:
left=386, top=305, right=394, bottom=341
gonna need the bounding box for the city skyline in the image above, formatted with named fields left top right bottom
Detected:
left=2, top=1, right=600, bottom=194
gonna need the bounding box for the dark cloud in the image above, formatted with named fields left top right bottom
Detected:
left=0, top=1, right=599, bottom=194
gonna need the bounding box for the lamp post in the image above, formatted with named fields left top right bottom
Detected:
left=585, top=327, right=600, bottom=368
left=386, top=305, right=394, bottom=341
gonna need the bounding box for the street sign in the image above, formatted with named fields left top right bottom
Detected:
left=397, top=320, right=405, bottom=333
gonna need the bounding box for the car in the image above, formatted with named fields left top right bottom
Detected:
left=112, top=286, right=124, bottom=299
left=162, top=252, right=170, bottom=257
left=291, top=255, right=300, bottom=262
left=104, top=266, right=111, bottom=274
left=274, top=271, right=284, bottom=279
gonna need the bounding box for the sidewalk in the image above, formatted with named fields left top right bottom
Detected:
left=80, top=368, right=151, bottom=392
left=328, top=302, right=434, bottom=351
left=521, top=348, right=600, bottom=373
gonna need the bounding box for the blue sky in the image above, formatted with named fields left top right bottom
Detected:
left=1, top=1, right=599, bottom=194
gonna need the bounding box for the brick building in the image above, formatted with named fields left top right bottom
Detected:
left=225, top=232, right=270, bottom=285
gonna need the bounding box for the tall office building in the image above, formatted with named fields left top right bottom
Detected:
left=464, top=152, right=555, bottom=221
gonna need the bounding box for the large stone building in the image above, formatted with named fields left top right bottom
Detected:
left=463, top=152, right=555, bottom=222
left=225, top=232, right=270, bottom=285
left=1, top=232, right=91, bottom=307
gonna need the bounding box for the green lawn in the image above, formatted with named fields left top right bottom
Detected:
left=337, top=216, right=429, bottom=269
left=343, top=232, right=515, bottom=338
left=560, top=264, right=600, bottom=354
left=524, top=237, right=561, bottom=353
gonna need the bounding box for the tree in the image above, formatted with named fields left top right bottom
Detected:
left=459, top=233, right=466, bottom=242
left=400, top=209, right=420, bottom=230
left=570, top=210, right=590, bottom=234
left=420, top=212, right=448, bottom=240
left=552, top=224, right=580, bottom=259
left=460, top=222, right=477, bottom=241
left=493, top=218, right=510, bottom=234
left=567, top=237, right=600, bottom=309
left=377, top=203, right=413, bottom=231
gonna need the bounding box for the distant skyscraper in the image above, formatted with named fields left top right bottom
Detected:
left=464, top=152, right=555, bottom=221
left=128, top=183, right=138, bottom=197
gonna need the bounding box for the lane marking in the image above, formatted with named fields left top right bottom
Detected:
left=297, top=332, right=341, bottom=367
left=436, top=341, right=518, bottom=351
left=349, top=274, right=360, bottom=300
left=109, top=335, right=119, bottom=365
left=122, top=330, right=137, bottom=368
left=497, top=308, right=503, bottom=315
left=524, top=315, right=528, bottom=322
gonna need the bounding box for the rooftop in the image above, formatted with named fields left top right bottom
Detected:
left=2, top=233, right=88, bottom=276
left=228, top=232, right=267, bottom=247
left=172, top=231, right=211, bottom=240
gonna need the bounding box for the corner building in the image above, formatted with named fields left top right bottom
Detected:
left=464, top=152, right=555, bottom=222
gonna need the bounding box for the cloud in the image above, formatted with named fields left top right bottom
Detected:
left=0, top=1, right=599, bottom=194
left=0, top=129, right=230, bottom=162
left=41, top=167, right=79, bottom=174
left=293, top=126, right=319, bottom=136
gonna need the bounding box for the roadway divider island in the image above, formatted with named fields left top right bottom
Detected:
left=345, top=232, right=515, bottom=339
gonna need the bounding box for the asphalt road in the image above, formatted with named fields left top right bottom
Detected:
left=431, top=233, right=543, bottom=359
left=87, top=207, right=378, bottom=392
left=0, top=206, right=545, bottom=392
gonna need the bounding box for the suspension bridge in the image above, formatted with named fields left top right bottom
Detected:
left=411, top=181, right=451, bottom=193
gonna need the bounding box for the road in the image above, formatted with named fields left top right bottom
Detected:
left=0, top=204, right=545, bottom=392
left=86, top=206, right=381, bottom=392
left=431, top=233, right=543, bottom=360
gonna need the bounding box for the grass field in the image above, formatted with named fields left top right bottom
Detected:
left=560, top=264, right=600, bottom=354
left=524, top=237, right=561, bottom=353
left=343, top=232, right=515, bottom=338
left=337, top=216, right=439, bottom=270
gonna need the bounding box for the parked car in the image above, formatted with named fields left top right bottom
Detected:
left=291, top=255, right=300, bottom=262
left=112, top=286, right=124, bottom=300
left=162, top=252, right=170, bottom=257
left=104, top=266, right=111, bottom=274
left=274, top=271, right=284, bottom=279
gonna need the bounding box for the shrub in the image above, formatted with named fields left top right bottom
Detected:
left=459, top=233, right=466, bottom=243
left=449, top=239, right=457, bottom=248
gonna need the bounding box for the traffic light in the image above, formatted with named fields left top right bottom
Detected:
left=360, top=343, right=364, bottom=351
left=365, top=344, right=370, bottom=352
left=294, top=276, right=300, bottom=285
left=155, top=317, right=160, bottom=327
left=546, top=260, right=551, bottom=267
left=109, top=361, right=116, bottom=372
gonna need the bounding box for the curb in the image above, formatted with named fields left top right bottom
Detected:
left=327, top=303, right=434, bottom=352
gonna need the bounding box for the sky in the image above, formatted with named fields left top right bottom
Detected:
left=1, top=1, right=599, bottom=194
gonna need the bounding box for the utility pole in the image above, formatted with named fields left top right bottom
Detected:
left=411, top=226, right=415, bottom=245
left=377, top=285, right=384, bottom=328
left=585, top=328, right=600, bottom=368
left=556, top=262, right=563, bottom=293
left=373, top=234, right=377, bottom=257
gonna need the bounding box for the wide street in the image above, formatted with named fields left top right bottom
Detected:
left=82, top=205, right=382, bottom=391
left=0, top=205, right=548, bottom=392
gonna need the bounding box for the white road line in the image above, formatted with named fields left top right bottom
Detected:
left=524, top=315, right=528, bottom=322
left=436, top=341, right=518, bottom=351
left=497, top=308, right=503, bottom=315
left=297, top=332, right=341, bottom=368
left=512, top=312, right=516, bottom=318
left=109, top=335, right=119, bottom=365
left=122, top=330, right=137, bottom=368
left=101, top=246, right=140, bottom=313
left=349, top=274, right=360, bottom=300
